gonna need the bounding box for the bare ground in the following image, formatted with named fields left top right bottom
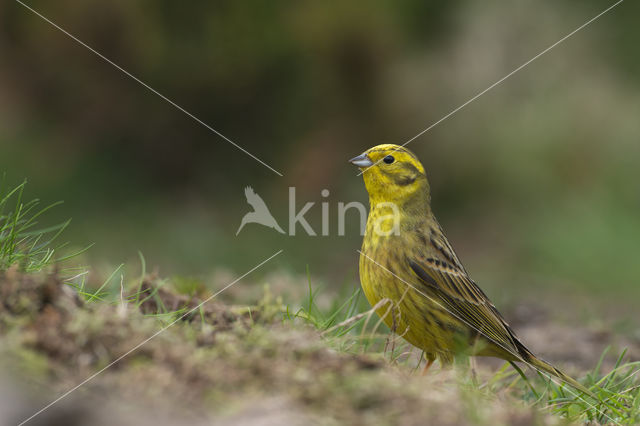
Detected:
left=1, top=270, right=636, bottom=425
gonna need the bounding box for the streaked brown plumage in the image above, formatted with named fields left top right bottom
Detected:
left=351, top=144, right=593, bottom=397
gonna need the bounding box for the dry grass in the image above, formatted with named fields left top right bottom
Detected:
left=0, top=270, right=578, bottom=426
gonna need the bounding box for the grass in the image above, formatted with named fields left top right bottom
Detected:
left=2, top=253, right=639, bottom=424
left=0, top=177, right=89, bottom=273
left=1, top=184, right=638, bottom=424
left=288, top=274, right=640, bottom=424
left=547, top=349, right=640, bottom=424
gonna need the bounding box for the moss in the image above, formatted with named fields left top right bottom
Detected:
left=0, top=271, right=568, bottom=425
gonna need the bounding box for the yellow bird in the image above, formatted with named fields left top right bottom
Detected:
left=350, top=143, right=592, bottom=396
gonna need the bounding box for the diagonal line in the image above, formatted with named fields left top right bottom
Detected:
left=610, top=367, right=640, bottom=395
left=357, top=250, right=536, bottom=367
left=577, top=364, right=640, bottom=414
left=359, top=0, right=624, bottom=176
left=14, top=0, right=283, bottom=177
left=357, top=249, right=620, bottom=425
left=18, top=249, right=284, bottom=426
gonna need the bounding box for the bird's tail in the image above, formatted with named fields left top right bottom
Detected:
left=519, top=351, right=596, bottom=399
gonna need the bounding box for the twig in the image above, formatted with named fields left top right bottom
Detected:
left=321, top=298, right=391, bottom=336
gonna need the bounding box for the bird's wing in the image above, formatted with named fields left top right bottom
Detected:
left=407, top=256, right=520, bottom=357
left=244, top=186, right=256, bottom=204
left=244, top=186, right=268, bottom=211
left=408, top=255, right=596, bottom=395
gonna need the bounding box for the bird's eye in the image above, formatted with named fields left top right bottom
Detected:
left=383, top=155, right=395, bottom=164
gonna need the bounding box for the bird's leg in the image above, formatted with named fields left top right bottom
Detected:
left=421, top=358, right=435, bottom=376
left=469, top=356, right=479, bottom=386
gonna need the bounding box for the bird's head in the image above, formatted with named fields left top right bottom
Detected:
left=350, top=144, right=430, bottom=206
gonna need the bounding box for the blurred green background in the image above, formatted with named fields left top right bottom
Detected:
left=1, top=0, right=639, bottom=306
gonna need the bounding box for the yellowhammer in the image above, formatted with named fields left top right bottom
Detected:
left=350, top=143, right=592, bottom=396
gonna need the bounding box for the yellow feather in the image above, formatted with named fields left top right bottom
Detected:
left=353, top=143, right=594, bottom=398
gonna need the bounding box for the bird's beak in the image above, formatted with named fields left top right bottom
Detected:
left=349, top=153, right=373, bottom=168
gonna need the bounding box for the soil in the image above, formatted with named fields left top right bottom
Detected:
left=0, top=269, right=636, bottom=425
